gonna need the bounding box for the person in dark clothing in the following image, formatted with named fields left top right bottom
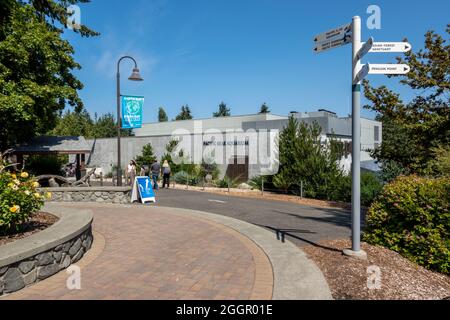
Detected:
left=162, top=160, right=171, bottom=189
left=150, top=159, right=161, bottom=190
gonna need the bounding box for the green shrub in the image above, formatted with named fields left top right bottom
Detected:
left=248, top=175, right=266, bottom=191
left=361, top=172, right=383, bottom=207
left=363, top=175, right=450, bottom=274
left=0, top=167, right=47, bottom=235
left=173, top=171, right=200, bottom=186
left=214, top=176, right=240, bottom=189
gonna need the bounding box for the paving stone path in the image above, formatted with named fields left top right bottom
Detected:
left=3, top=204, right=274, bottom=300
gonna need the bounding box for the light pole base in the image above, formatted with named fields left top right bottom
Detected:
left=343, top=249, right=367, bottom=260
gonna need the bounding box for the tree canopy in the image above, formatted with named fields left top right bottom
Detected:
left=363, top=25, right=449, bottom=176
left=175, top=105, right=193, bottom=121
left=50, top=110, right=133, bottom=138
left=259, top=103, right=270, bottom=114
left=158, top=107, right=168, bottom=122
left=0, top=1, right=97, bottom=150
left=213, top=102, right=231, bottom=117
left=0, top=6, right=84, bottom=150
left=0, top=0, right=98, bottom=39
left=275, top=117, right=346, bottom=200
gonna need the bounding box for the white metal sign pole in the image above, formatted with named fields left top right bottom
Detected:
left=349, top=16, right=364, bottom=257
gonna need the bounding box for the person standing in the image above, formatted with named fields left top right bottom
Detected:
left=162, top=160, right=171, bottom=189
left=127, top=160, right=137, bottom=186
left=150, top=159, right=161, bottom=190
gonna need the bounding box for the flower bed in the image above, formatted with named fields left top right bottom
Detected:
left=0, top=163, right=51, bottom=236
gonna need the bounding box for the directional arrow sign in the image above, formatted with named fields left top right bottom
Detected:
left=356, top=37, right=374, bottom=60
left=368, top=42, right=412, bottom=53
left=314, top=37, right=351, bottom=53
left=314, top=23, right=352, bottom=43
left=368, top=64, right=411, bottom=75
left=354, top=64, right=370, bottom=84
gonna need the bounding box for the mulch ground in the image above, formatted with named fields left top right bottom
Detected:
left=302, top=239, right=450, bottom=300
left=0, top=212, right=59, bottom=246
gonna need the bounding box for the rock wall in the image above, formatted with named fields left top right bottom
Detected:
left=44, top=187, right=132, bottom=204
left=0, top=227, right=93, bottom=296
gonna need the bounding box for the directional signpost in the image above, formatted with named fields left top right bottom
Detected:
left=354, top=63, right=369, bottom=84
left=356, top=37, right=374, bottom=60
left=369, top=42, right=412, bottom=53
left=368, top=64, right=411, bottom=74
left=314, top=23, right=352, bottom=43
left=313, top=16, right=411, bottom=260
left=313, top=23, right=352, bottom=53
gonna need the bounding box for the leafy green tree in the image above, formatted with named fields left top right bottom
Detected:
left=49, top=109, right=93, bottom=137
left=49, top=110, right=133, bottom=138
left=0, top=4, right=96, bottom=150
left=0, top=0, right=98, bottom=39
left=92, top=112, right=133, bottom=138
left=175, top=105, right=193, bottom=120
left=135, top=143, right=155, bottom=169
left=213, top=102, right=231, bottom=117
left=158, top=107, right=168, bottom=122
left=161, top=139, right=182, bottom=173
left=259, top=103, right=270, bottom=114
left=363, top=25, right=449, bottom=176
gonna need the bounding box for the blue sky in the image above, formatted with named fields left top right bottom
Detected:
left=64, top=0, right=449, bottom=123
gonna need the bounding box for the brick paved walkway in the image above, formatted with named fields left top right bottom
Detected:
left=2, top=204, right=273, bottom=300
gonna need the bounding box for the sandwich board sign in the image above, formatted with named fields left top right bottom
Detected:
left=131, top=176, right=156, bottom=204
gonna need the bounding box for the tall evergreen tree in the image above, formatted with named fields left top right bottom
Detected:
left=259, top=103, right=270, bottom=114
left=275, top=117, right=345, bottom=200
left=135, top=143, right=155, bottom=168
left=158, top=107, right=168, bottom=122
left=175, top=105, right=193, bottom=121
left=213, top=102, right=231, bottom=117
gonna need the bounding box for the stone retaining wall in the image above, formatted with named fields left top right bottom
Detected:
left=0, top=228, right=92, bottom=295
left=43, top=187, right=132, bottom=204
left=0, top=206, right=94, bottom=296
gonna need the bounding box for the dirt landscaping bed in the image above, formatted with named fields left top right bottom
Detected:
left=302, top=239, right=450, bottom=300
left=0, top=212, right=59, bottom=246
left=171, top=184, right=351, bottom=210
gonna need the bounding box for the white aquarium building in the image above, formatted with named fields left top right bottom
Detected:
left=85, top=109, right=382, bottom=181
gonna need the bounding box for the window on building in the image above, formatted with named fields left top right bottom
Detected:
left=374, top=126, right=380, bottom=142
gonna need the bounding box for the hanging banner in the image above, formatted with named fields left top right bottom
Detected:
left=122, top=95, right=144, bottom=129
left=131, top=176, right=156, bottom=204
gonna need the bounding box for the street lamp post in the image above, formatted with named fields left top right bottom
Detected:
left=116, top=56, right=143, bottom=186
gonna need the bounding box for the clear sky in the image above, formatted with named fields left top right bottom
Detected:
left=64, top=0, right=449, bottom=123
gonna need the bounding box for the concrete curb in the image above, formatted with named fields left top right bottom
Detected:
left=149, top=206, right=333, bottom=300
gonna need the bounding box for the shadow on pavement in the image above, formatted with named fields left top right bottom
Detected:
left=256, top=225, right=342, bottom=253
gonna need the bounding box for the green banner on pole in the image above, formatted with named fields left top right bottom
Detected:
left=122, top=95, right=144, bottom=129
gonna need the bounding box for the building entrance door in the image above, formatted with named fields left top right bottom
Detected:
left=226, top=156, right=249, bottom=183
